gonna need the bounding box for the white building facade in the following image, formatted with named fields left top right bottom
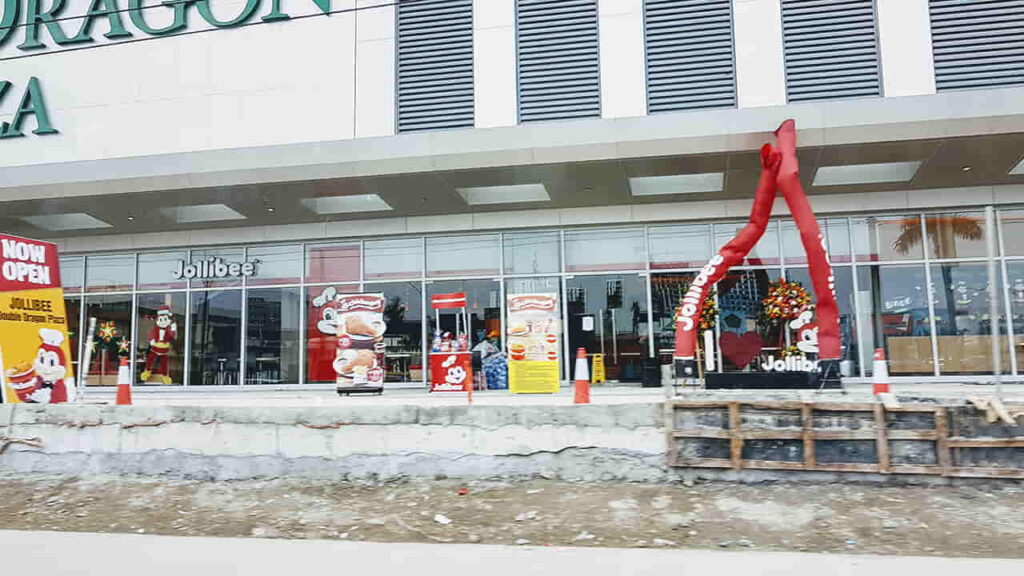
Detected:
left=2, top=0, right=1024, bottom=387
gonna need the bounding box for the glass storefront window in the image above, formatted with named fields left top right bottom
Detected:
left=714, top=221, right=779, bottom=266
left=1007, top=261, right=1024, bottom=374
left=851, top=215, right=924, bottom=262
left=246, top=244, right=302, bottom=287
left=565, top=274, right=648, bottom=381
left=858, top=265, right=935, bottom=375
left=565, top=228, right=646, bottom=272
left=138, top=251, right=188, bottom=291
left=504, top=231, right=560, bottom=275
left=649, top=224, right=711, bottom=270
left=83, top=294, right=134, bottom=385
left=365, top=238, right=423, bottom=280
left=246, top=287, right=301, bottom=384
left=426, top=235, right=500, bottom=277
left=86, top=254, right=134, bottom=292
left=715, top=268, right=781, bottom=372
left=780, top=218, right=852, bottom=265
left=135, top=293, right=186, bottom=385
left=188, top=248, right=246, bottom=289
left=925, top=212, right=988, bottom=260
left=785, top=267, right=860, bottom=377
left=189, top=290, right=242, bottom=385
left=65, top=296, right=81, bottom=380
left=651, top=273, right=694, bottom=358
left=60, top=257, right=84, bottom=293
left=505, top=277, right=564, bottom=382
left=930, top=262, right=1010, bottom=374
left=427, top=280, right=502, bottom=386
left=305, top=284, right=361, bottom=384
left=1000, top=209, right=1024, bottom=257
left=366, top=282, right=424, bottom=386
left=306, top=242, right=361, bottom=283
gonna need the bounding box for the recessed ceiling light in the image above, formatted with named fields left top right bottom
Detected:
left=159, top=204, right=246, bottom=224
left=961, top=166, right=973, bottom=172
left=266, top=207, right=275, bottom=213
left=300, top=194, right=392, bottom=215
left=812, top=161, right=921, bottom=186
left=628, top=173, right=724, bottom=196
left=20, top=213, right=112, bottom=231
left=1011, top=158, right=1024, bottom=175
left=127, top=216, right=135, bottom=221
left=456, top=184, right=550, bottom=205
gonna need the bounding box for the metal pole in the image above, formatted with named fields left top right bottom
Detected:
left=986, top=206, right=1003, bottom=394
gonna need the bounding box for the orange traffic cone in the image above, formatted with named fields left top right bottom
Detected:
left=872, top=348, right=891, bottom=395
left=573, top=348, right=590, bottom=404
left=115, top=356, right=132, bottom=405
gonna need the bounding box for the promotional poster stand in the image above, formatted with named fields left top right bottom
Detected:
left=429, top=292, right=473, bottom=403
left=334, top=294, right=387, bottom=397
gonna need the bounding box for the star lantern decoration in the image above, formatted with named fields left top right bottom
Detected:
left=98, top=321, right=119, bottom=343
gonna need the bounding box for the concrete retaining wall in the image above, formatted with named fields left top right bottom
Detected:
left=0, top=403, right=669, bottom=482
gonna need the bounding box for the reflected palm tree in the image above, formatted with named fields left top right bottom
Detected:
left=893, top=214, right=984, bottom=335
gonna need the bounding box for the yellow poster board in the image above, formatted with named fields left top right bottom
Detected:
left=506, top=293, right=561, bottom=394
left=0, top=235, right=75, bottom=404
left=509, top=361, right=560, bottom=394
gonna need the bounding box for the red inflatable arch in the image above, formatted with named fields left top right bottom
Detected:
left=673, top=120, right=841, bottom=384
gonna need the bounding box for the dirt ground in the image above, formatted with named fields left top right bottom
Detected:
left=0, top=475, right=1021, bottom=558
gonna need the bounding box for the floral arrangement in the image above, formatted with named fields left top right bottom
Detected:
left=674, top=288, right=718, bottom=333
left=779, top=344, right=802, bottom=358
left=762, top=279, right=811, bottom=322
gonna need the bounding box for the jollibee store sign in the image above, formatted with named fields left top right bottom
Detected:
left=0, top=234, right=75, bottom=404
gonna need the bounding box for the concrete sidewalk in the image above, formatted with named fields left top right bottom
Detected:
left=0, top=530, right=1019, bottom=575
left=72, top=381, right=1024, bottom=407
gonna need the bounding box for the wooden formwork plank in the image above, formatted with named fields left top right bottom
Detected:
left=670, top=401, right=731, bottom=409
left=743, top=460, right=807, bottom=471
left=729, top=402, right=743, bottom=471
left=672, top=430, right=731, bottom=440
left=811, top=402, right=938, bottom=413
left=665, top=398, right=678, bottom=468
left=887, top=430, right=939, bottom=441
left=874, top=403, right=891, bottom=474
left=934, top=406, right=952, bottom=476
left=813, top=463, right=883, bottom=474
left=739, top=429, right=804, bottom=441
left=946, top=438, right=1024, bottom=448
left=947, top=467, right=1024, bottom=480
left=802, top=404, right=816, bottom=470
left=811, top=430, right=879, bottom=441
left=888, top=465, right=945, bottom=475
left=675, top=459, right=733, bottom=469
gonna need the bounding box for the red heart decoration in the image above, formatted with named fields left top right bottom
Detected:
left=719, top=331, right=763, bottom=368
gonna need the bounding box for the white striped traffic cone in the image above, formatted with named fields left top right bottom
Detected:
left=872, top=348, right=891, bottom=395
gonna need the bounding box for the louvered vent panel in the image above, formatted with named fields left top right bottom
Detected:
left=644, top=0, right=736, bottom=113
left=398, top=0, right=475, bottom=133
left=517, top=0, right=601, bottom=122
left=930, top=0, right=1024, bottom=91
left=781, top=0, right=881, bottom=102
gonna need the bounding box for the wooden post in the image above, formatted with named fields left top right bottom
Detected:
left=802, top=404, right=816, bottom=470
left=934, top=406, right=952, bottom=476
left=874, top=403, right=891, bottom=474
left=729, top=402, right=742, bottom=470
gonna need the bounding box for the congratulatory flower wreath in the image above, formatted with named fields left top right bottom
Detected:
left=762, top=279, right=811, bottom=322
left=674, top=288, right=719, bottom=333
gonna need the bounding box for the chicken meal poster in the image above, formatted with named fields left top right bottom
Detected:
left=334, top=293, right=387, bottom=391
left=0, top=234, right=76, bottom=404
left=506, top=293, right=560, bottom=394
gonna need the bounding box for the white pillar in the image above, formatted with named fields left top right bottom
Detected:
left=598, top=0, right=647, bottom=119
left=355, top=0, right=396, bottom=138
left=732, top=0, right=787, bottom=108
left=876, top=0, right=937, bottom=97
left=473, top=0, right=518, bottom=128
